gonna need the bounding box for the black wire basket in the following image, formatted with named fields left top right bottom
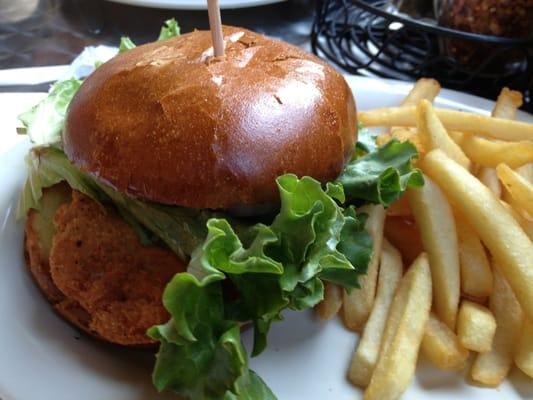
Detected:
left=311, top=0, right=533, bottom=112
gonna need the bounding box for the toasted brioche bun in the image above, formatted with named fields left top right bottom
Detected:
left=64, top=26, right=357, bottom=209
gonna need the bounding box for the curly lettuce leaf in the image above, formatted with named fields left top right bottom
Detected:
left=354, top=123, right=378, bottom=155
left=337, top=139, right=424, bottom=206
left=119, top=19, right=180, bottom=54
left=148, top=174, right=372, bottom=398
left=148, top=273, right=275, bottom=400
left=17, top=147, right=100, bottom=218
left=227, top=371, right=276, bottom=400
left=18, top=79, right=82, bottom=145
left=158, top=18, right=181, bottom=40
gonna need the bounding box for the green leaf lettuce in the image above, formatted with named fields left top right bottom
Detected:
left=158, top=18, right=181, bottom=40
left=17, top=147, right=209, bottom=259
left=118, top=36, right=136, bottom=53
left=148, top=175, right=372, bottom=398
left=18, top=78, right=82, bottom=145
left=337, top=139, right=424, bottom=206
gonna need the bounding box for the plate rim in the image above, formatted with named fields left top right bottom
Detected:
left=104, top=0, right=286, bottom=10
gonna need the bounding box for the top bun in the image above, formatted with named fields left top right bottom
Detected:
left=64, top=26, right=357, bottom=209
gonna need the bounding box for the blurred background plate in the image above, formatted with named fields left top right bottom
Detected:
left=105, top=0, right=286, bottom=10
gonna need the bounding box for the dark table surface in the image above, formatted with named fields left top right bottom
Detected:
left=1, top=0, right=532, bottom=113
left=0, top=0, right=315, bottom=71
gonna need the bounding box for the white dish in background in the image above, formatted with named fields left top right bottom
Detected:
left=1, top=76, right=532, bottom=400
left=105, top=0, right=285, bottom=10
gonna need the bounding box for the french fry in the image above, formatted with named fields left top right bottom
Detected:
left=407, top=174, right=460, bottom=329
left=376, top=133, right=393, bottom=148
left=364, top=253, right=432, bottom=400
left=458, top=136, right=533, bottom=169
left=471, top=265, right=524, bottom=386
left=473, top=88, right=522, bottom=199
left=515, top=318, right=533, bottom=378
left=343, top=205, right=386, bottom=331
left=376, top=129, right=425, bottom=156
left=348, top=240, right=403, bottom=387
left=500, top=200, right=533, bottom=241
left=477, top=167, right=501, bottom=198
left=417, top=100, right=471, bottom=170
left=383, top=216, right=423, bottom=266
left=315, top=283, right=343, bottom=320
left=455, top=215, right=493, bottom=299
left=502, top=186, right=532, bottom=222
left=492, top=87, right=523, bottom=120
left=497, top=163, right=533, bottom=216
left=472, top=88, right=523, bottom=200
left=400, top=78, right=441, bottom=107
left=387, top=79, right=441, bottom=142
left=391, top=128, right=424, bottom=153
left=421, top=314, right=469, bottom=371
left=457, top=300, right=496, bottom=353
left=358, top=107, right=533, bottom=142
left=516, top=163, right=533, bottom=183
left=421, top=313, right=469, bottom=371
left=447, top=129, right=465, bottom=145
left=422, top=149, right=533, bottom=322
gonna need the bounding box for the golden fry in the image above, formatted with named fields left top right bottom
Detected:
left=515, top=163, right=533, bottom=183
left=472, top=88, right=523, bottom=200
left=407, top=174, right=460, bottom=329
left=459, top=136, right=533, bottom=169
left=455, top=215, right=493, bottom=299
left=457, top=300, right=496, bottom=353
left=477, top=167, right=501, bottom=198
left=422, top=149, right=533, bottom=322
left=471, top=265, right=524, bottom=386
left=515, top=318, right=533, bottom=378
left=358, top=107, right=533, bottom=141
left=376, top=133, right=392, bottom=148
left=497, top=163, right=533, bottom=216
left=401, top=78, right=441, bottom=107
left=376, top=129, right=425, bottom=156
left=422, top=313, right=469, bottom=371
left=500, top=200, right=533, bottom=241
left=492, top=87, right=523, bottom=120
left=417, top=100, right=471, bottom=170
left=348, top=240, right=403, bottom=387
left=364, top=253, right=432, bottom=400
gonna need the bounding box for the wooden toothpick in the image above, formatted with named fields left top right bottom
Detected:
left=207, top=0, right=224, bottom=57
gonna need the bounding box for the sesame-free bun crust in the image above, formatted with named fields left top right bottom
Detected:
left=64, top=26, right=357, bottom=209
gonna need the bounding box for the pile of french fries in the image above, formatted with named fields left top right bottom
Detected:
left=316, top=79, right=533, bottom=399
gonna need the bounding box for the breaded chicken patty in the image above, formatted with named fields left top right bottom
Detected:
left=25, top=188, right=185, bottom=346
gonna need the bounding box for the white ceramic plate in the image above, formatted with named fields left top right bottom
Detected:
left=105, top=0, right=285, bottom=10
left=1, top=76, right=532, bottom=400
